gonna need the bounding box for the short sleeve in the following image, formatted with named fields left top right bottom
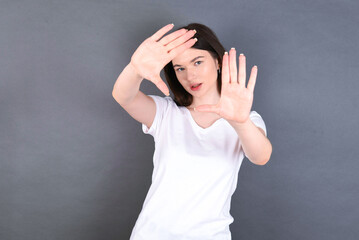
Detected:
left=141, top=95, right=170, bottom=139
left=249, top=110, right=267, bottom=137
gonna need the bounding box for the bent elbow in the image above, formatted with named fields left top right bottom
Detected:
left=255, top=153, right=272, bottom=166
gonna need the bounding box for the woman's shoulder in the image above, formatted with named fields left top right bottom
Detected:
left=148, top=95, right=180, bottom=106
left=147, top=94, right=175, bottom=104
left=147, top=95, right=182, bottom=113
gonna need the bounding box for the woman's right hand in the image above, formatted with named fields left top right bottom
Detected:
left=130, top=23, right=197, bottom=96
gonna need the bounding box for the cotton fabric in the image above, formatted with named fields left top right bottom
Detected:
left=130, top=95, right=267, bottom=240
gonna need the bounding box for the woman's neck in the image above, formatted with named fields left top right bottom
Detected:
left=187, top=91, right=221, bottom=110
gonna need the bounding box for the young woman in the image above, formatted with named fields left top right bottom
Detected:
left=112, top=22, right=272, bottom=240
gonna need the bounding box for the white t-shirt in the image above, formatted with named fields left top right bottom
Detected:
left=130, top=95, right=267, bottom=240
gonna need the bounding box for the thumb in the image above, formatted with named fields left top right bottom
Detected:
left=152, top=75, right=170, bottom=96
left=195, top=104, right=220, bottom=114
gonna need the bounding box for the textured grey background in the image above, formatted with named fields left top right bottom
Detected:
left=1, top=0, right=358, bottom=239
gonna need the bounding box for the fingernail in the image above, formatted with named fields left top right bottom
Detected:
left=240, top=53, right=244, bottom=56
left=224, top=52, right=228, bottom=55
left=231, top=47, right=235, bottom=50
left=170, top=23, right=174, bottom=26
left=193, top=29, right=197, bottom=33
left=194, top=38, right=198, bottom=42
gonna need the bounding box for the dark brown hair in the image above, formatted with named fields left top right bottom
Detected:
left=163, top=23, right=226, bottom=107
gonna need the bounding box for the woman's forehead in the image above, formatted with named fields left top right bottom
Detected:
left=172, top=48, right=211, bottom=65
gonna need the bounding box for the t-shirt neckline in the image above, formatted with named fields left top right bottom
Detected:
left=182, top=106, right=225, bottom=131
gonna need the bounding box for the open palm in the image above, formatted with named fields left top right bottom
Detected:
left=195, top=48, right=258, bottom=124
left=130, top=24, right=197, bottom=96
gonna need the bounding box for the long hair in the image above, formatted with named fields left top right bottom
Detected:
left=163, top=23, right=226, bottom=107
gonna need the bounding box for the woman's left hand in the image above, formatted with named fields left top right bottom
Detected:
left=195, top=48, right=257, bottom=124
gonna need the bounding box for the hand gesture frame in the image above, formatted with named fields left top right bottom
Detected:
left=195, top=48, right=258, bottom=124
left=130, top=24, right=197, bottom=96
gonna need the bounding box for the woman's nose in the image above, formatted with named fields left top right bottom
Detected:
left=186, top=68, right=197, bottom=80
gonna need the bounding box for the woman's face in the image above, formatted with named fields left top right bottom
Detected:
left=172, top=48, right=219, bottom=96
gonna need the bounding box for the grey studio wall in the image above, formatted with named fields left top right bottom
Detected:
left=1, top=0, right=358, bottom=240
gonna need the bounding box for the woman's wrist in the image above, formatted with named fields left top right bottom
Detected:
left=128, top=61, right=143, bottom=80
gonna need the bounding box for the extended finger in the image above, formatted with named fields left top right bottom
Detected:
left=222, top=52, right=230, bottom=84
left=150, top=23, right=175, bottom=42
left=153, top=75, right=170, bottom=96
left=238, top=53, right=246, bottom=88
left=229, top=48, right=237, bottom=84
left=165, top=29, right=196, bottom=52
left=194, top=104, right=220, bottom=115
left=168, top=37, right=197, bottom=59
left=247, top=66, right=258, bottom=92
left=159, top=28, right=188, bottom=46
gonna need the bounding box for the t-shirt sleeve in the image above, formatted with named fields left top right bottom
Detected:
left=141, top=95, right=170, bottom=139
left=249, top=110, right=267, bottom=137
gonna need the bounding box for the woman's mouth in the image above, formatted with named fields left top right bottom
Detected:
left=191, top=83, right=202, bottom=91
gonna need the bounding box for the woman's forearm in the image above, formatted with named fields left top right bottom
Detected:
left=229, top=118, right=272, bottom=165
left=112, top=62, right=144, bottom=106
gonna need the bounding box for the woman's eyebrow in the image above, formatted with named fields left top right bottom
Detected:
left=173, top=56, right=205, bottom=67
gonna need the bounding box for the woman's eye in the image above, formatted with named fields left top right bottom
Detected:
left=176, top=61, right=202, bottom=72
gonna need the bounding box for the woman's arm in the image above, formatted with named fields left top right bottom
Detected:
left=112, top=62, right=143, bottom=106
left=229, top=119, right=272, bottom=165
